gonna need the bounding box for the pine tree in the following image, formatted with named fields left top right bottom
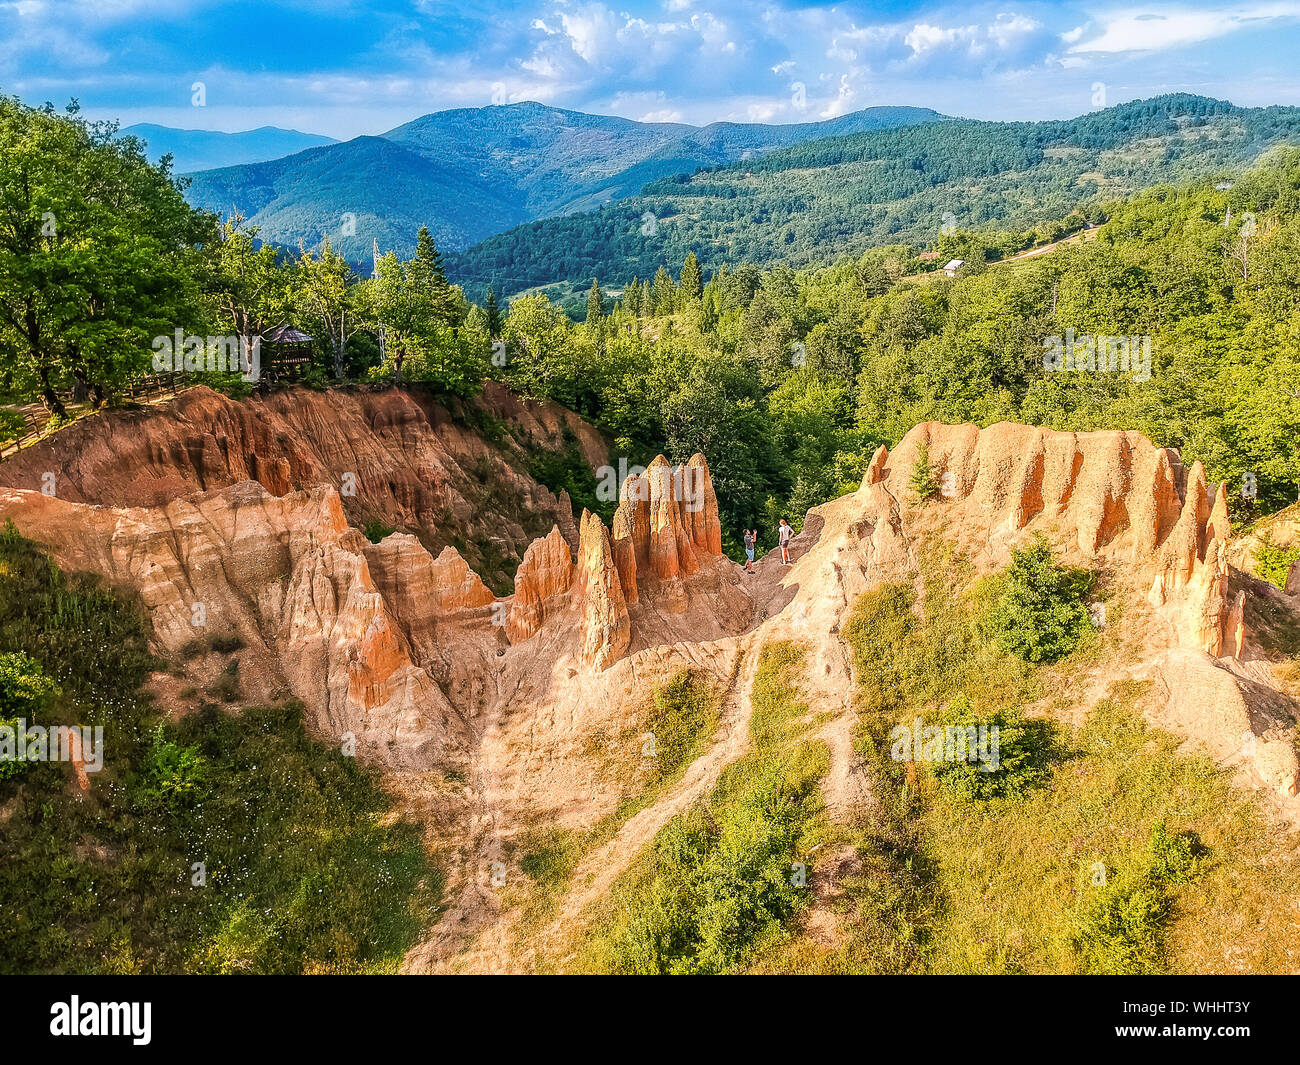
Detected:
left=909, top=441, right=939, bottom=501
left=413, top=225, right=458, bottom=325
left=484, top=287, right=502, bottom=338
left=586, top=277, right=605, bottom=322
left=652, top=265, right=676, bottom=315
left=680, top=252, right=703, bottom=302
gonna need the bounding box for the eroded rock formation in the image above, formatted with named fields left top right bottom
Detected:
left=0, top=383, right=600, bottom=588
left=883, top=421, right=1239, bottom=657
left=507, top=454, right=729, bottom=654
left=821, top=421, right=1297, bottom=800
left=5, top=408, right=1295, bottom=811
left=577, top=509, right=631, bottom=670
left=0, top=481, right=468, bottom=769
left=506, top=526, right=575, bottom=643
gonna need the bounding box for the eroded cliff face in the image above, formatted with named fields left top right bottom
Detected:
left=879, top=422, right=1242, bottom=658
left=847, top=422, right=1294, bottom=798
left=1, top=413, right=1294, bottom=814
left=0, top=441, right=739, bottom=769
left=0, top=382, right=603, bottom=591
left=0, top=480, right=469, bottom=768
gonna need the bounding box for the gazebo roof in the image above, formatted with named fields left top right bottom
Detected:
left=262, top=323, right=313, bottom=344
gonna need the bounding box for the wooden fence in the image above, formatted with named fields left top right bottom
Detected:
left=0, top=374, right=195, bottom=459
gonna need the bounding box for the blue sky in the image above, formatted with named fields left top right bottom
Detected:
left=4, top=0, right=1300, bottom=136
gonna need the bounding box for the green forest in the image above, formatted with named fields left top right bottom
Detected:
left=485, top=146, right=1300, bottom=547
left=3, top=91, right=1299, bottom=558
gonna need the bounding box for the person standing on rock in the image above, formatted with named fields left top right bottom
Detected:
left=778, top=518, right=793, bottom=565
left=743, top=529, right=756, bottom=572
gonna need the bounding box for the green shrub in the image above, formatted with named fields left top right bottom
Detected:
left=1073, top=820, right=1201, bottom=974
left=0, top=408, right=27, bottom=445
left=988, top=536, right=1094, bottom=662
left=928, top=695, right=1055, bottom=801
left=363, top=519, right=396, bottom=544
left=527, top=438, right=610, bottom=525
left=0, top=652, right=60, bottom=781
left=1147, top=820, right=1197, bottom=883
left=1073, top=872, right=1168, bottom=974
left=1255, top=532, right=1299, bottom=589
left=297, top=367, right=329, bottom=391
left=908, top=441, right=939, bottom=502
left=136, top=726, right=209, bottom=809
left=208, top=660, right=242, bottom=703
left=188, top=371, right=253, bottom=399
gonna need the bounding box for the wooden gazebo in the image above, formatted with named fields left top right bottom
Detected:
left=260, top=323, right=314, bottom=380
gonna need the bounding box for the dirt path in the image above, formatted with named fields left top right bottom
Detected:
left=551, top=639, right=761, bottom=929
left=403, top=531, right=821, bottom=973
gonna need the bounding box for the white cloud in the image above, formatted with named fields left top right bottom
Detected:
left=1070, top=3, right=1300, bottom=54
left=820, top=72, right=860, bottom=118
left=903, top=13, right=1045, bottom=61
left=905, top=22, right=976, bottom=56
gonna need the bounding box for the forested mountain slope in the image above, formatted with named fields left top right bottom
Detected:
left=480, top=147, right=1300, bottom=553
left=183, top=101, right=944, bottom=263
left=449, top=94, right=1300, bottom=295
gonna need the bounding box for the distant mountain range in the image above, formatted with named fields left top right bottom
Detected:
left=177, top=102, right=948, bottom=264
left=157, top=95, right=1300, bottom=302
left=121, top=124, right=336, bottom=174
left=447, top=94, right=1300, bottom=298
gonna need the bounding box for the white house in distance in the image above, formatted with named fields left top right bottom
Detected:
left=943, top=259, right=964, bottom=277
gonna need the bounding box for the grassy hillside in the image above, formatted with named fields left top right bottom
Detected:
left=0, top=523, right=442, bottom=974
left=449, top=94, right=1300, bottom=295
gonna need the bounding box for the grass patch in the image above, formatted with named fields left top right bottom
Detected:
left=916, top=689, right=1285, bottom=974
left=749, top=641, right=811, bottom=749
left=570, top=642, right=828, bottom=974
left=645, top=669, right=719, bottom=781
left=823, top=539, right=1300, bottom=975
